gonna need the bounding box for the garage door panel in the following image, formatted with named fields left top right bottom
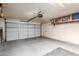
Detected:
left=6, top=21, right=40, bottom=41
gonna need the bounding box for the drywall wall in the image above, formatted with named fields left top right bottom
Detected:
left=0, top=18, right=5, bottom=40
left=42, top=22, right=79, bottom=45
left=0, top=18, right=4, bottom=28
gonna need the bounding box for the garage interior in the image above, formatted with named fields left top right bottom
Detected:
left=0, top=3, right=79, bottom=56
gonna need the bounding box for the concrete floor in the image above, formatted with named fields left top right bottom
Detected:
left=0, top=37, right=79, bottom=56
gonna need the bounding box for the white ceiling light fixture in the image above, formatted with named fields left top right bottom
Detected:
left=31, top=8, right=40, bottom=14
left=57, top=3, right=65, bottom=8
left=50, top=3, right=65, bottom=8
left=50, top=3, right=60, bottom=8
left=28, top=8, right=40, bottom=17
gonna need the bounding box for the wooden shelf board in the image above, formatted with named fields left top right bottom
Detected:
left=55, top=20, right=79, bottom=25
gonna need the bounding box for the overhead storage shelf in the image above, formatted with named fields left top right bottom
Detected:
left=55, top=20, right=79, bottom=25
left=52, top=12, right=79, bottom=25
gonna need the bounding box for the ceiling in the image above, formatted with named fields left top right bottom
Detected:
left=3, top=3, right=79, bottom=23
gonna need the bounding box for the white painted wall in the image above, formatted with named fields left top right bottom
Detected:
left=0, top=18, right=5, bottom=40
left=42, top=22, right=79, bottom=45
left=0, top=18, right=4, bottom=28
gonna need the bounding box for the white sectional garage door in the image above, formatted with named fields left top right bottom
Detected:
left=6, top=21, right=40, bottom=41
left=19, top=22, right=28, bottom=39
left=6, top=22, right=19, bottom=41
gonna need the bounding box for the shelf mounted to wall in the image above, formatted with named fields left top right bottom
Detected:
left=51, top=12, right=79, bottom=25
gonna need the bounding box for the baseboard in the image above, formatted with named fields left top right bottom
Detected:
left=6, top=36, right=41, bottom=42
left=24, top=36, right=41, bottom=40
left=42, top=36, right=79, bottom=46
